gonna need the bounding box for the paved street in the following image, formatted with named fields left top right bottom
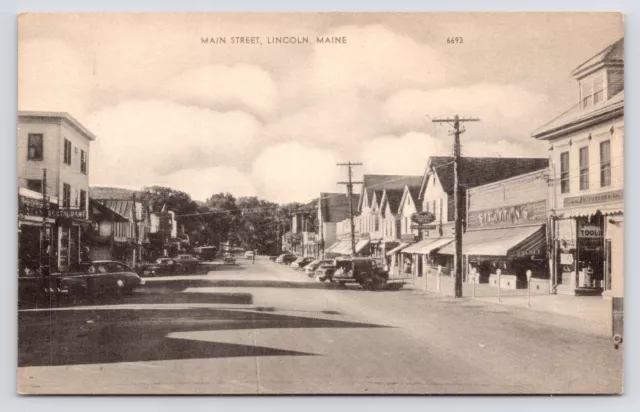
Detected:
left=18, top=257, right=623, bottom=395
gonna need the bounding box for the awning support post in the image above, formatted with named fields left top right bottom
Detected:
left=527, top=270, right=532, bottom=307
left=497, top=268, right=502, bottom=302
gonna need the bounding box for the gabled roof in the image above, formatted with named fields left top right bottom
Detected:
left=357, top=174, right=423, bottom=212
left=98, top=200, right=134, bottom=221
left=398, top=184, right=424, bottom=216
left=419, top=156, right=549, bottom=198
left=571, top=38, right=624, bottom=79
left=381, top=188, right=405, bottom=216
left=90, top=186, right=141, bottom=200
left=371, top=190, right=384, bottom=211
left=319, top=192, right=358, bottom=223
left=89, top=198, right=129, bottom=222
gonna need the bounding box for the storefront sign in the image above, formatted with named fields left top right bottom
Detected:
left=467, top=200, right=546, bottom=229
left=578, top=225, right=602, bottom=238
left=577, top=220, right=603, bottom=251
left=401, top=234, right=417, bottom=242
left=563, top=189, right=623, bottom=208
left=411, top=212, right=435, bottom=225
left=560, top=253, right=574, bottom=265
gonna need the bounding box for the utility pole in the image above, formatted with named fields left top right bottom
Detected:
left=132, top=192, right=140, bottom=268
left=41, top=168, right=49, bottom=277
left=432, top=115, right=480, bottom=298
left=337, top=162, right=363, bottom=256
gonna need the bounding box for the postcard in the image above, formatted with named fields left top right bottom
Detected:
left=17, top=12, right=624, bottom=395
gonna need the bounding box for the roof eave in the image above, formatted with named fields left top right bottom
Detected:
left=532, top=104, right=624, bottom=141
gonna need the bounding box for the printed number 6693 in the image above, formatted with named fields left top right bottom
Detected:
left=447, top=37, right=463, bottom=44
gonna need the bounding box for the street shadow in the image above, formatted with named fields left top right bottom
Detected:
left=142, top=278, right=403, bottom=292
left=63, top=290, right=254, bottom=307
left=18, top=307, right=390, bottom=367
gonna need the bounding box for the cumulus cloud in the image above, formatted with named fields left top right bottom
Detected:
left=163, top=64, right=279, bottom=118
left=382, top=84, right=552, bottom=142
left=262, top=91, right=385, bottom=152
left=156, top=166, right=257, bottom=202
left=251, top=142, right=341, bottom=203
left=360, top=132, right=448, bottom=176
left=305, top=24, right=446, bottom=97
left=86, top=100, right=262, bottom=186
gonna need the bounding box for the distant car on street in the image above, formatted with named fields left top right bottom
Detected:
left=141, top=258, right=186, bottom=277
left=173, top=254, right=201, bottom=271
left=275, top=253, right=297, bottom=264
left=290, top=256, right=314, bottom=269
left=223, top=252, right=236, bottom=265
left=305, top=259, right=333, bottom=276
left=244, top=251, right=255, bottom=259
left=268, top=255, right=279, bottom=262
left=194, top=246, right=217, bottom=261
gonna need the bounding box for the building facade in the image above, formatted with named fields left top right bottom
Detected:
left=18, top=111, right=96, bottom=275
left=532, top=38, right=624, bottom=299
left=439, top=169, right=550, bottom=291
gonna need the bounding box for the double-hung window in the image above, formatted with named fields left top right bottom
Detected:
left=63, top=139, right=72, bottom=165
left=560, top=152, right=570, bottom=194
left=27, top=134, right=44, bottom=160
left=62, top=183, right=71, bottom=208
left=579, top=147, right=589, bottom=190
left=80, top=150, right=87, bottom=174
left=600, top=141, right=611, bottom=187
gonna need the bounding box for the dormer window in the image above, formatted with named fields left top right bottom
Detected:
left=581, top=74, right=604, bottom=108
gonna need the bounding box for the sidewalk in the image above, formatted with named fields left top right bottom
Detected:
left=408, top=274, right=613, bottom=336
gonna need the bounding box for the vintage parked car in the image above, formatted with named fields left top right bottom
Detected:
left=194, top=246, right=217, bottom=261
left=173, top=254, right=201, bottom=271
left=275, top=253, right=297, bottom=264
left=55, top=260, right=145, bottom=298
left=141, top=258, right=187, bottom=277
left=290, top=256, right=315, bottom=269
left=315, top=261, right=337, bottom=282
left=223, top=252, right=236, bottom=265
left=331, top=257, right=391, bottom=290
left=305, top=259, right=333, bottom=276
left=244, top=251, right=255, bottom=259
left=268, top=255, right=279, bottom=262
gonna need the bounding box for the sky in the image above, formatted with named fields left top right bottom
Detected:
left=18, top=12, right=623, bottom=203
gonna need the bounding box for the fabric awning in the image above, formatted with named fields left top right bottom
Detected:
left=355, top=239, right=370, bottom=254
left=325, top=241, right=342, bottom=253
left=403, top=237, right=453, bottom=255
left=386, top=242, right=410, bottom=256
left=439, top=225, right=546, bottom=257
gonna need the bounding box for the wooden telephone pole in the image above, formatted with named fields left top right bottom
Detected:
left=337, top=162, right=363, bottom=255
left=432, top=115, right=480, bottom=298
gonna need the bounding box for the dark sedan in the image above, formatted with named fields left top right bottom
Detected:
left=173, top=254, right=201, bottom=271
left=140, top=258, right=187, bottom=277
left=57, top=260, right=145, bottom=297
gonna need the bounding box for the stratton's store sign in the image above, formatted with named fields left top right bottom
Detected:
left=563, top=189, right=623, bottom=208
left=467, top=200, right=546, bottom=229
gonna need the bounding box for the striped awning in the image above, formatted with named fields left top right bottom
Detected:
left=403, top=237, right=453, bottom=255
left=439, top=225, right=546, bottom=257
